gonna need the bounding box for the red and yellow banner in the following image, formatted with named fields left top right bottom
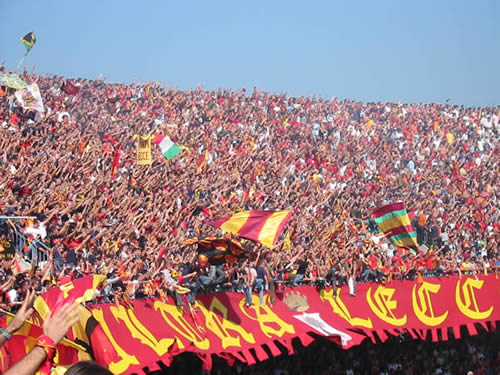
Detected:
left=34, top=275, right=107, bottom=319
left=86, top=274, right=499, bottom=374
left=32, top=275, right=119, bottom=367
left=205, top=210, right=291, bottom=248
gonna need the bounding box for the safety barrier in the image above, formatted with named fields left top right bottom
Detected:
left=0, top=219, right=50, bottom=265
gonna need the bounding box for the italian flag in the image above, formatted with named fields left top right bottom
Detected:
left=153, top=133, right=182, bottom=160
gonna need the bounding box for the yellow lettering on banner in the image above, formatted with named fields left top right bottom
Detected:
left=109, top=305, right=174, bottom=356
left=412, top=282, right=448, bottom=326
left=455, top=278, right=493, bottom=320
left=60, top=281, right=75, bottom=298
left=198, top=297, right=256, bottom=349
left=239, top=296, right=295, bottom=338
left=366, top=286, right=407, bottom=326
left=154, top=301, right=210, bottom=350
left=92, top=308, right=139, bottom=374
left=320, top=289, right=373, bottom=328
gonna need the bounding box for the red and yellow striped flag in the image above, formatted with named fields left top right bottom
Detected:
left=33, top=275, right=119, bottom=367
left=205, top=210, right=291, bottom=249
left=197, top=150, right=209, bottom=174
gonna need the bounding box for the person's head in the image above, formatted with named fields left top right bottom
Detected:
left=21, top=280, right=31, bottom=293
left=65, top=361, right=113, bottom=375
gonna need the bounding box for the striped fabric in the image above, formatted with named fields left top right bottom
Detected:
left=152, top=133, right=182, bottom=160
left=205, top=210, right=291, bottom=249
left=372, top=202, right=418, bottom=250
left=34, top=275, right=107, bottom=319
left=33, top=275, right=119, bottom=366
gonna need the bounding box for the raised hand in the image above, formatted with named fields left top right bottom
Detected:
left=6, top=289, right=36, bottom=334
left=42, top=303, right=80, bottom=344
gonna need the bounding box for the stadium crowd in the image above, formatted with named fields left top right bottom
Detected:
left=0, top=66, right=499, bottom=311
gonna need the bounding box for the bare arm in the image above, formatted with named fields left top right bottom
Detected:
left=0, top=290, right=35, bottom=348
left=3, top=346, right=47, bottom=375
left=4, top=303, right=79, bottom=375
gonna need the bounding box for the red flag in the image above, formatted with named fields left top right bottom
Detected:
left=62, top=80, right=80, bottom=96
left=111, top=144, right=121, bottom=180
left=197, top=150, right=209, bottom=173
left=157, top=247, right=167, bottom=261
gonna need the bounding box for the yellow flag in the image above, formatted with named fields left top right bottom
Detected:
left=433, top=121, right=440, bottom=132
left=283, top=231, right=291, bottom=252
left=134, top=135, right=153, bottom=165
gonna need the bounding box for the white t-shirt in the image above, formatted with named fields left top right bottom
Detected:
left=7, top=289, right=17, bottom=303
left=24, top=223, right=47, bottom=240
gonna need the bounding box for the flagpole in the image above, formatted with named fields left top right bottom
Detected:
left=0, top=216, right=36, bottom=220
left=15, top=54, right=26, bottom=73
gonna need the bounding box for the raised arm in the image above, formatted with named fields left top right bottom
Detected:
left=4, top=303, right=80, bottom=375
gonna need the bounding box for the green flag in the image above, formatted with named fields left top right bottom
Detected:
left=21, top=32, right=36, bottom=54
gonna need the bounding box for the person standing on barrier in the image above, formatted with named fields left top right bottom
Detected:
left=327, top=259, right=339, bottom=298
left=292, top=255, right=309, bottom=287
left=243, top=260, right=256, bottom=307
left=264, top=257, right=276, bottom=305
left=254, top=260, right=268, bottom=306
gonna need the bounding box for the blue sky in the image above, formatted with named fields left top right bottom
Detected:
left=1, top=0, right=499, bottom=106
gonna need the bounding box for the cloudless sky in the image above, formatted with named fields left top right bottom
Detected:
left=1, top=0, right=499, bottom=106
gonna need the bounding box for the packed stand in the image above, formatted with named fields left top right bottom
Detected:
left=0, top=65, right=499, bottom=310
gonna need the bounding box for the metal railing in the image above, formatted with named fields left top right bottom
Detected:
left=14, top=223, right=50, bottom=264
left=0, top=220, right=50, bottom=265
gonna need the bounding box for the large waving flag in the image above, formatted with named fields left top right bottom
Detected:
left=33, top=275, right=119, bottom=367
left=21, top=32, right=36, bottom=54
left=153, top=133, right=182, bottom=160
left=205, top=210, right=291, bottom=249
left=372, top=202, right=418, bottom=250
